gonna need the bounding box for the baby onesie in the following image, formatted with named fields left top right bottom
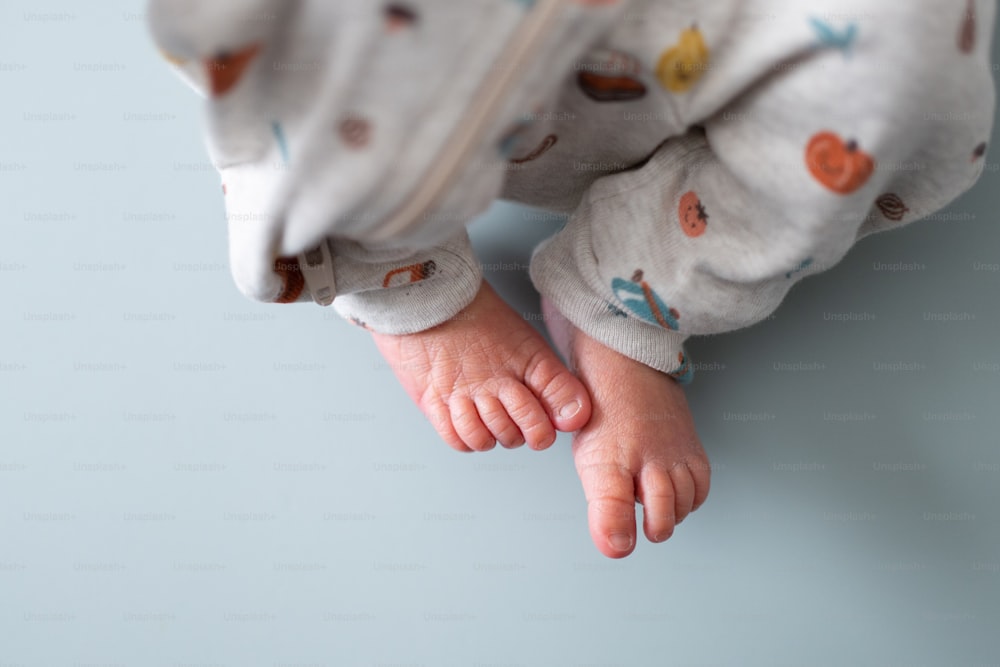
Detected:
left=148, top=0, right=996, bottom=384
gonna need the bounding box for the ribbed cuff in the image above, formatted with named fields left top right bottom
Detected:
left=330, top=232, right=483, bottom=336
left=530, top=220, right=694, bottom=384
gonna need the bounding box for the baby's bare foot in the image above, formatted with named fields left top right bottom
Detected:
left=543, top=300, right=711, bottom=558
left=371, top=283, right=592, bottom=452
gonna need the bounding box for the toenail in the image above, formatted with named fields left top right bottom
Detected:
left=654, top=530, right=673, bottom=542
left=558, top=400, right=582, bottom=420
left=609, top=533, right=633, bottom=552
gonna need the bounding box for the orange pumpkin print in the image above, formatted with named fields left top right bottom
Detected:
left=806, top=131, right=875, bottom=195
left=678, top=191, right=709, bottom=237
left=577, top=51, right=647, bottom=102
left=204, top=44, right=261, bottom=97
left=383, top=261, right=437, bottom=288
left=273, top=256, right=305, bottom=304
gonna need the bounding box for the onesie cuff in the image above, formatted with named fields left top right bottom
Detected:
left=329, top=231, right=483, bottom=336
left=530, top=223, right=694, bottom=384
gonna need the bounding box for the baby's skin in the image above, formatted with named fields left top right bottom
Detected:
left=372, top=281, right=711, bottom=558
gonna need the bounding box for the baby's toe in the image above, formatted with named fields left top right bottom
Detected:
left=669, top=464, right=697, bottom=525
left=475, top=395, right=525, bottom=449
left=523, top=349, right=592, bottom=433
left=451, top=396, right=496, bottom=452
left=637, top=466, right=678, bottom=543
left=687, top=453, right=712, bottom=512
left=576, top=458, right=637, bottom=559
left=426, top=398, right=473, bottom=453
left=500, top=382, right=556, bottom=451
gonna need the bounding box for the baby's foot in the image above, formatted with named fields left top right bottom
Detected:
left=371, top=283, right=592, bottom=452
left=543, top=300, right=711, bottom=558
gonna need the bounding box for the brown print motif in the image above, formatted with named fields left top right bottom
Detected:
left=875, top=193, right=909, bottom=222
left=972, top=142, right=988, bottom=162
left=385, top=4, right=418, bottom=32
left=339, top=116, right=372, bottom=150
left=349, top=316, right=373, bottom=331
left=959, top=0, right=977, bottom=53
left=511, top=134, right=558, bottom=164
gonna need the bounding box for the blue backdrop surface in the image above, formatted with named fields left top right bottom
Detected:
left=1, top=2, right=998, bottom=665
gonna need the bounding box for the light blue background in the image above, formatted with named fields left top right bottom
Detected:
left=1, top=2, right=998, bottom=665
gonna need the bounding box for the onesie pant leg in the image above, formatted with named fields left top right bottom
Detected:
left=530, top=0, right=996, bottom=385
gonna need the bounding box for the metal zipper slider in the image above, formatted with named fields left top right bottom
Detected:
left=297, top=239, right=337, bottom=307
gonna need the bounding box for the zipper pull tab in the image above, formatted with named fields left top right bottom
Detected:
left=297, top=239, right=337, bottom=307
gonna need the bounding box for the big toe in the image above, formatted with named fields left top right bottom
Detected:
left=524, top=348, right=592, bottom=433
left=576, top=456, right=637, bottom=559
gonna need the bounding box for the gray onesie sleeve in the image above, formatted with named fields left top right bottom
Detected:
left=145, top=0, right=625, bottom=335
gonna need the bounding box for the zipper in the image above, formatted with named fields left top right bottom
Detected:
left=367, top=0, right=567, bottom=242
left=298, top=0, right=567, bottom=305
